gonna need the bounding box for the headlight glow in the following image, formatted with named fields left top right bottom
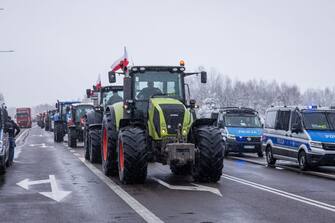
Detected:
left=227, top=134, right=236, bottom=140
left=309, top=141, right=323, bottom=149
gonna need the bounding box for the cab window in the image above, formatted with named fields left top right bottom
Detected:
left=290, top=111, right=301, bottom=130
left=265, top=111, right=277, bottom=129
left=275, top=111, right=290, bottom=131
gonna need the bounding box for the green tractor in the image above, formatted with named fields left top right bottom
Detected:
left=102, top=63, right=224, bottom=184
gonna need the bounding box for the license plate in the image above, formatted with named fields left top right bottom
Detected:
left=244, top=145, right=255, bottom=149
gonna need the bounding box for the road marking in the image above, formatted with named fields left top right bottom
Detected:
left=222, top=173, right=335, bottom=213
left=17, top=178, right=50, bottom=190
left=228, top=156, right=335, bottom=180
left=152, top=177, right=222, bottom=197
left=14, top=129, right=30, bottom=159
left=40, top=175, right=72, bottom=202
left=78, top=157, right=164, bottom=223
left=17, top=175, right=72, bottom=202
left=73, top=152, right=80, bottom=156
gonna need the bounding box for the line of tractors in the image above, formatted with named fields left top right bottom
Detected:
left=38, top=61, right=225, bottom=184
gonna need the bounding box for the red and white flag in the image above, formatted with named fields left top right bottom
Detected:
left=111, top=47, right=129, bottom=72
left=95, top=74, right=102, bottom=90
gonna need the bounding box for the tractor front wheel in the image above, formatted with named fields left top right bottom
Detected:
left=192, top=126, right=224, bottom=183
left=101, top=116, right=118, bottom=176
left=117, top=128, right=148, bottom=184
left=54, top=122, right=64, bottom=143
left=89, top=129, right=101, bottom=163
left=68, top=128, right=77, bottom=148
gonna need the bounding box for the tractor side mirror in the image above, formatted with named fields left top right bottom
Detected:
left=190, top=99, right=196, bottom=109
left=86, top=89, right=91, bottom=98
left=108, top=71, right=116, bottom=83
left=200, top=71, right=207, bottom=83
left=55, top=103, right=58, bottom=109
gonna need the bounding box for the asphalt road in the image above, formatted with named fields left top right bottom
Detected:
left=1, top=126, right=335, bottom=223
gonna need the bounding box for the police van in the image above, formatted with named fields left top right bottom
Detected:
left=212, top=107, right=263, bottom=157
left=263, top=106, right=335, bottom=170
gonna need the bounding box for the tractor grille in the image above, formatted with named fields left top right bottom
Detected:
left=159, top=104, right=185, bottom=134
left=322, top=143, right=335, bottom=151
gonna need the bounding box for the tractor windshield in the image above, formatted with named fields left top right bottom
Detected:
left=75, top=106, right=94, bottom=122
left=133, top=71, right=184, bottom=101
left=102, top=91, right=124, bottom=106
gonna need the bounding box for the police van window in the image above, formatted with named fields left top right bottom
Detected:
left=265, top=111, right=276, bottom=129
left=327, top=113, right=335, bottom=129
left=290, top=111, right=301, bottom=129
left=276, top=111, right=290, bottom=131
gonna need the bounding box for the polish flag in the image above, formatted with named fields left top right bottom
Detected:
left=96, top=74, right=102, bottom=90
left=111, top=47, right=129, bottom=72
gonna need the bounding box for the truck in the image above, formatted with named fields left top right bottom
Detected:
left=16, top=107, right=32, bottom=128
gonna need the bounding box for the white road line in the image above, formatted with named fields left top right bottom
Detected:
left=229, top=156, right=335, bottom=180
left=222, top=173, right=335, bottom=213
left=73, top=153, right=80, bottom=156
left=78, top=157, right=164, bottom=223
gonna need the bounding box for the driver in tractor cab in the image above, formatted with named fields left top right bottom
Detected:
left=137, top=80, right=162, bottom=100
left=106, top=90, right=123, bottom=105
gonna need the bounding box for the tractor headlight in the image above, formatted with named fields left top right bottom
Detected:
left=161, top=128, right=167, bottom=135
left=227, top=134, right=236, bottom=140
left=309, top=141, right=323, bottom=149
left=182, top=129, right=187, bottom=136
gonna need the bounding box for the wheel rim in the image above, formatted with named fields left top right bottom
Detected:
left=300, top=153, right=305, bottom=167
left=267, top=148, right=272, bottom=162
left=119, top=139, right=124, bottom=172
left=103, top=128, right=108, bottom=161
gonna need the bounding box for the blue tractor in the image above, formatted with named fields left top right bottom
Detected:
left=53, top=100, right=80, bottom=143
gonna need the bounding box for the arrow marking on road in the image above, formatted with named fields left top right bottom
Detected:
left=152, top=177, right=222, bottom=197
left=17, top=175, right=71, bottom=202
left=17, top=178, right=50, bottom=190
left=39, top=175, right=72, bottom=202
left=28, top=143, right=54, bottom=149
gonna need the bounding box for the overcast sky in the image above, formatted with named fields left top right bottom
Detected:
left=1, top=0, right=335, bottom=107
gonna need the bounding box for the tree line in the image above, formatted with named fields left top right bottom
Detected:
left=186, top=69, right=335, bottom=117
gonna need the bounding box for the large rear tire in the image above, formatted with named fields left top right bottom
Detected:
left=117, top=128, right=148, bottom=184
left=84, top=127, right=89, bottom=160
left=101, top=115, right=118, bottom=176
left=192, top=126, right=224, bottom=183
left=89, top=129, right=101, bottom=163
left=68, top=128, right=77, bottom=148
left=54, top=122, right=64, bottom=143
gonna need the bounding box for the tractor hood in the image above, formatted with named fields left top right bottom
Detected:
left=149, top=98, right=191, bottom=138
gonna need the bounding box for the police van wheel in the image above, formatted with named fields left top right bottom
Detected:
left=266, top=146, right=276, bottom=167
left=298, top=150, right=309, bottom=171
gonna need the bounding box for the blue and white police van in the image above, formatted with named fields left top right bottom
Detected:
left=212, top=107, right=263, bottom=157
left=263, top=106, right=335, bottom=170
